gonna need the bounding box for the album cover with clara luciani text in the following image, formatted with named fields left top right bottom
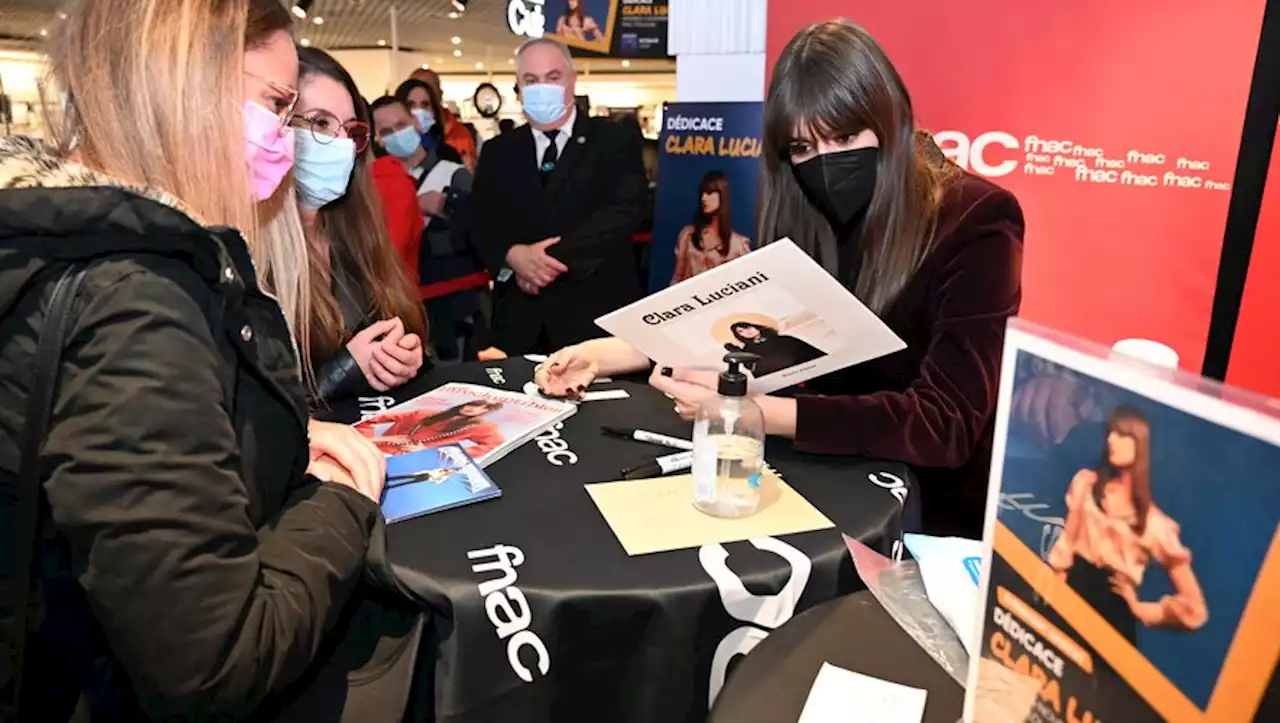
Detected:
left=595, top=239, right=905, bottom=395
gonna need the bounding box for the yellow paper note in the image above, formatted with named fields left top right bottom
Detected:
left=584, top=468, right=834, bottom=556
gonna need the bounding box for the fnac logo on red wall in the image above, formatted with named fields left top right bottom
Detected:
left=933, top=130, right=1021, bottom=178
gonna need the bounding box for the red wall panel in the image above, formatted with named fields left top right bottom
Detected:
left=765, top=2, right=1266, bottom=371
left=1226, top=123, right=1280, bottom=397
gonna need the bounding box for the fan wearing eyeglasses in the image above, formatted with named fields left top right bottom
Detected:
left=290, top=47, right=430, bottom=402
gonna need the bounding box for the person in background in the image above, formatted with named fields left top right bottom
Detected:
left=371, top=152, right=426, bottom=281
left=463, top=121, right=484, bottom=156
left=0, top=0, right=417, bottom=720
left=290, top=48, right=428, bottom=402
left=408, top=67, right=478, bottom=170
left=371, top=96, right=484, bottom=364
left=394, top=77, right=464, bottom=166
left=499, top=117, right=517, bottom=134
left=534, top=19, right=1025, bottom=537
left=670, top=170, right=751, bottom=283
left=469, top=36, right=646, bottom=354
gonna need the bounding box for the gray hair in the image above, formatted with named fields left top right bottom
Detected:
left=514, top=37, right=575, bottom=78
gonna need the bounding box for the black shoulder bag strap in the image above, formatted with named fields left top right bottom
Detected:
left=2, top=264, right=88, bottom=721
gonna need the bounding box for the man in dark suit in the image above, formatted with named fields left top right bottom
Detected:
left=469, top=37, right=646, bottom=354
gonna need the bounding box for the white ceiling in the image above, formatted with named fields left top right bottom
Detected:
left=0, top=0, right=674, bottom=74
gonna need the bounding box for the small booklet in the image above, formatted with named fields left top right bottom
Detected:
left=354, top=382, right=576, bottom=467
left=595, top=238, right=906, bottom=394
left=381, top=444, right=499, bottom=523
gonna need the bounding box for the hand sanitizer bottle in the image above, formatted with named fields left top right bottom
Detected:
left=692, top=352, right=765, bottom=518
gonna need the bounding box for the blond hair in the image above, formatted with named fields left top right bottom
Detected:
left=46, top=0, right=315, bottom=376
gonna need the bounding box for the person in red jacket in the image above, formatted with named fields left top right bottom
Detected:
left=371, top=154, right=425, bottom=285
left=358, top=400, right=506, bottom=458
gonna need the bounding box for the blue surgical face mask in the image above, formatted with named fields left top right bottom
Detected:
left=293, top=132, right=356, bottom=210
left=521, top=83, right=568, bottom=126
left=411, top=107, right=436, bottom=133
left=381, top=125, right=422, bottom=159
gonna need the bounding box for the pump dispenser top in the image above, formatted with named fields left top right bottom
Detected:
left=718, top=352, right=758, bottom=397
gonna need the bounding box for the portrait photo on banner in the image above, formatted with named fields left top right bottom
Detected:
left=976, top=325, right=1280, bottom=722
left=544, top=0, right=615, bottom=54
left=650, top=101, right=763, bottom=291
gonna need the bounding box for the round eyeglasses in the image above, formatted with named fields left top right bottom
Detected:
left=290, top=110, right=371, bottom=154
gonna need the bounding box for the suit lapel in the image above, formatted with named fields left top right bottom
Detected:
left=543, top=114, right=590, bottom=200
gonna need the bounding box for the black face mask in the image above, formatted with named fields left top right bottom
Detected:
left=792, top=147, right=879, bottom=229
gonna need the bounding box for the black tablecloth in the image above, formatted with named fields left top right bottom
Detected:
left=708, top=591, right=963, bottom=723
left=320, top=357, right=920, bottom=723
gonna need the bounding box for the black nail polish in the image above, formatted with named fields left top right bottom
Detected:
left=660, top=367, right=673, bottom=377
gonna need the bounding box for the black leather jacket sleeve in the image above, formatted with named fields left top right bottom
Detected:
left=41, top=269, right=379, bottom=720
left=314, top=346, right=369, bottom=403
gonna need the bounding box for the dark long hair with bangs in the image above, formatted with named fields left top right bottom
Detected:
left=296, top=47, right=428, bottom=368
left=758, top=19, right=958, bottom=313
left=693, top=171, right=733, bottom=253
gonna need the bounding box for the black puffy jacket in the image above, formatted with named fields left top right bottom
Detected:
left=0, top=137, right=387, bottom=721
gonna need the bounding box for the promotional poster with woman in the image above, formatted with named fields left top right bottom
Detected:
left=967, top=321, right=1280, bottom=723
left=650, top=101, right=763, bottom=291
left=541, top=0, right=669, bottom=57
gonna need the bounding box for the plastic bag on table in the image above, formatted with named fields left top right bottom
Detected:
left=843, top=534, right=969, bottom=685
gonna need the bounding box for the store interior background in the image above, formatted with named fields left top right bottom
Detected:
left=0, top=0, right=680, bottom=140
left=1, top=0, right=1277, bottom=399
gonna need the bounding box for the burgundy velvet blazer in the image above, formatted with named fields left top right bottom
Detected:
left=793, top=172, right=1024, bottom=537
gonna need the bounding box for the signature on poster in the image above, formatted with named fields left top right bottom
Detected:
left=999, top=492, right=1063, bottom=558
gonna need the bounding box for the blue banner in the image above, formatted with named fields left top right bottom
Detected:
left=649, top=101, right=763, bottom=291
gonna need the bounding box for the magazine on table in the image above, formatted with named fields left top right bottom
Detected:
left=964, top=319, right=1280, bottom=723
left=595, top=238, right=906, bottom=394
left=381, top=444, right=501, bottom=523
left=354, top=382, right=576, bottom=467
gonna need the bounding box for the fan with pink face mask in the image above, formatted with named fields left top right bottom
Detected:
left=242, top=70, right=298, bottom=201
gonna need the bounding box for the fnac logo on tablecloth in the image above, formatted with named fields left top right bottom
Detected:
left=701, top=537, right=812, bottom=707
left=534, top=422, right=578, bottom=466
left=357, top=395, right=396, bottom=421
left=468, top=544, right=550, bottom=683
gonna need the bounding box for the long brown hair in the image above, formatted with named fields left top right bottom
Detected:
left=295, top=47, right=428, bottom=365
left=693, top=171, right=733, bottom=253
left=564, top=0, right=585, bottom=26
left=49, top=0, right=316, bottom=374
left=1095, top=406, right=1153, bottom=534
left=45, top=0, right=292, bottom=237
left=758, top=19, right=958, bottom=314
left=395, top=78, right=443, bottom=121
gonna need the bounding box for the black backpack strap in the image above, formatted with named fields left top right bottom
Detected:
left=2, top=264, right=87, bottom=721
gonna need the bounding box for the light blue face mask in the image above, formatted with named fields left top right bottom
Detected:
left=381, top=125, right=422, bottom=159
left=520, top=83, right=568, bottom=126
left=293, top=133, right=356, bottom=210
left=411, top=107, right=436, bottom=133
